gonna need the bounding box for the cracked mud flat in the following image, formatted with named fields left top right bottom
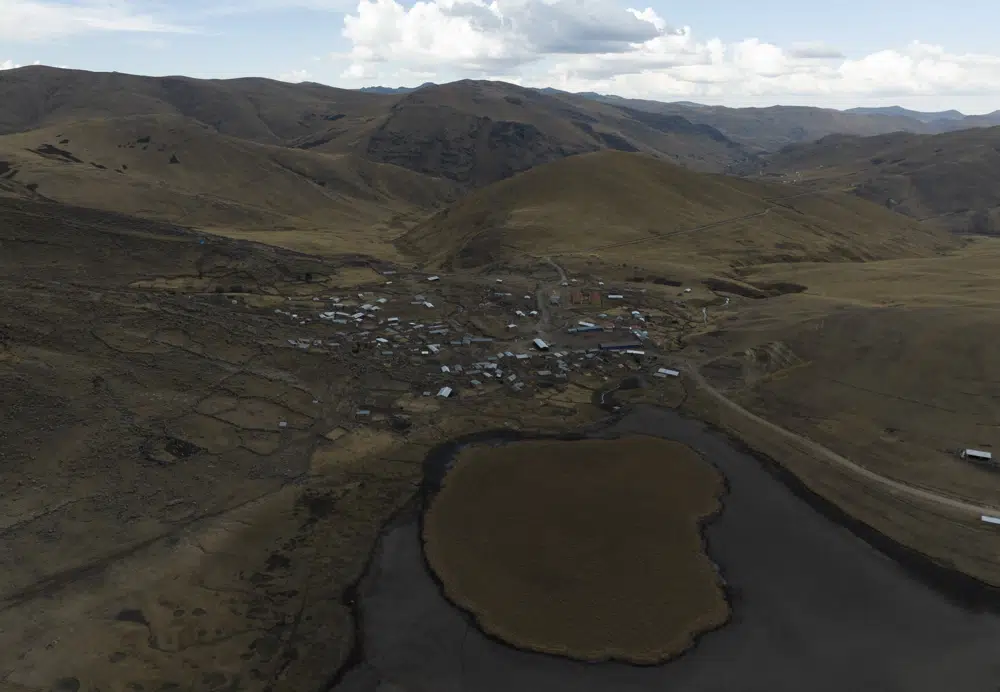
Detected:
left=335, top=406, right=1000, bottom=692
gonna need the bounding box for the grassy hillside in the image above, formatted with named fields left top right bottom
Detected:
left=760, top=126, right=1000, bottom=233
left=358, top=80, right=756, bottom=185
left=0, top=194, right=438, bottom=690
left=0, top=68, right=757, bottom=188
left=401, top=150, right=955, bottom=271
left=0, top=65, right=397, bottom=147
left=695, top=238, right=1000, bottom=512
left=587, top=98, right=944, bottom=152
left=0, top=114, right=458, bottom=257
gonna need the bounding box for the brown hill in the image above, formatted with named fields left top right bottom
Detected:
left=587, top=97, right=945, bottom=152
left=759, top=126, right=1000, bottom=234
left=401, top=150, right=955, bottom=272
left=0, top=114, right=458, bottom=256
left=356, top=80, right=755, bottom=185
left=0, top=194, right=439, bottom=690
left=1, top=68, right=757, bottom=189
left=0, top=65, right=397, bottom=149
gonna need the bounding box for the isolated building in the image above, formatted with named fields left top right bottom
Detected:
left=533, top=338, right=550, bottom=351
left=961, top=449, right=994, bottom=463
left=599, top=341, right=642, bottom=351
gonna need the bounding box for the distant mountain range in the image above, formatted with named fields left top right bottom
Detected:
left=358, top=83, right=1000, bottom=152
left=359, top=83, right=436, bottom=94
left=3, top=65, right=999, bottom=245
left=844, top=106, right=970, bottom=122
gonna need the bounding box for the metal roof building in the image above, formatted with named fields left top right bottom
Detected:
left=961, top=449, right=993, bottom=462
left=599, top=340, right=642, bottom=351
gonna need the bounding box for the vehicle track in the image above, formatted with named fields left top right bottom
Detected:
left=680, top=359, right=1000, bottom=520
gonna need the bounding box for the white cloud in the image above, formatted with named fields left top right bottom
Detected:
left=277, top=68, right=314, bottom=83
left=1, top=59, right=41, bottom=69
left=335, top=0, right=1000, bottom=109
left=0, top=0, right=194, bottom=41
left=341, top=0, right=663, bottom=74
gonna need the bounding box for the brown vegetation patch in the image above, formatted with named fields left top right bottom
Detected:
left=423, top=436, right=728, bottom=663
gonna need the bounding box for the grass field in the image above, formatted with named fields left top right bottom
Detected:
left=402, top=150, right=955, bottom=272
left=676, top=238, right=1000, bottom=583
left=0, top=114, right=459, bottom=257
left=5, top=66, right=1000, bottom=690
left=423, top=437, right=728, bottom=663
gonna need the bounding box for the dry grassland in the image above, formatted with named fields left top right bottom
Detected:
left=0, top=114, right=457, bottom=257
left=684, top=238, right=1000, bottom=584
left=423, top=436, right=728, bottom=663
left=402, top=150, right=955, bottom=272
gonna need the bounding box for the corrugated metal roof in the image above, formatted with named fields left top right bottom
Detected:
left=963, top=449, right=993, bottom=460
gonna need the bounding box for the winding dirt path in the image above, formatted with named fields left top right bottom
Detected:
left=680, top=360, right=1000, bottom=520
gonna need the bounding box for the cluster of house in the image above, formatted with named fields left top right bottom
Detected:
left=272, top=271, right=684, bottom=415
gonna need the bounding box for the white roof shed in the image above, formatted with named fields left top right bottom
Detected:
left=961, top=449, right=993, bottom=461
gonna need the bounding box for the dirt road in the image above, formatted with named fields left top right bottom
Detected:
left=681, top=360, right=1000, bottom=520
left=533, top=257, right=567, bottom=342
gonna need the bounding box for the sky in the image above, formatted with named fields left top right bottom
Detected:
left=3, top=0, right=1000, bottom=113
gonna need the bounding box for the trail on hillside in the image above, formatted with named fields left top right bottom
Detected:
left=681, top=359, right=1000, bottom=519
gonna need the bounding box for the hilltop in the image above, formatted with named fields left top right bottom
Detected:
left=363, top=82, right=1000, bottom=152
left=0, top=67, right=756, bottom=185
left=585, top=99, right=947, bottom=152
left=0, top=67, right=767, bottom=247
left=759, top=126, right=1000, bottom=234
left=401, top=150, right=954, bottom=272
left=0, top=113, right=458, bottom=257
left=319, top=80, right=756, bottom=184
left=0, top=65, right=397, bottom=146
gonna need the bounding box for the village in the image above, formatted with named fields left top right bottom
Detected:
left=254, top=264, right=704, bottom=424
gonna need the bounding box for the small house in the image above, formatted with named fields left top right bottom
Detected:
left=599, top=340, right=642, bottom=351
left=961, top=449, right=993, bottom=463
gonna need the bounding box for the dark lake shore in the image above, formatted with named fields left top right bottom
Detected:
left=331, top=405, right=1000, bottom=692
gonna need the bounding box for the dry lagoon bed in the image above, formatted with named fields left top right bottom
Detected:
left=423, top=437, right=728, bottom=664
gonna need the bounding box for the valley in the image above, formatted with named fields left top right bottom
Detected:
left=2, top=65, right=999, bottom=692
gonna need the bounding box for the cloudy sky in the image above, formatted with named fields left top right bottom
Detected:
left=2, top=0, right=1000, bottom=112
